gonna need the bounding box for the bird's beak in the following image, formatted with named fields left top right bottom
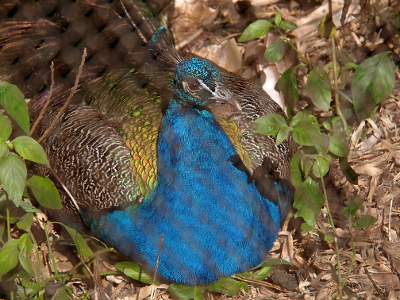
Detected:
left=213, top=85, right=242, bottom=112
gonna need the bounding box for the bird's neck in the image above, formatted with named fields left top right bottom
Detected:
left=156, top=99, right=239, bottom=190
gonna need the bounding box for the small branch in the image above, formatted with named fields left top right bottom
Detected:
left=344, top=216, right=356, bottom=289
left=364, top=267, right=385, bottom=299
left=331, top=86, right=353, bottom=104
left=37, top=48, right=87, bottom=144
left=281, top=35, right=309, bottom=66
left=42, top=219, right=59, bottom=276
left=77, top=254, right=111, bottom=300
left=30, top=61, right=56, bottom=137
left=330, top=36, right=349, bottom=135
left=6, top=204, right=11, bottom=241
left=317, top=160, right=343, bottom=300
left=388, top=182, right=393, bottom=241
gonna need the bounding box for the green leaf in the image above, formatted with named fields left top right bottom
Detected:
left=294, top=177, right=324, bottom=229
left=274, top=12, right=282, bottom=25
left=290, top=110, right=316, bottom=127
left=300, top=222, right=314, bottom=232
left=276, top=126, right=292, bottom=145
left=354, top=215, right=378, bottom=228
left=18, top=233, right=34, bottom=275
left=19, top=199, right=42, bottom=213
left=317, top=230, right=334, bottom=242
left=278, top=66, right=299, bottom=107
left=0, top=142, right=7, bottom=158
left=115, top=261, right=155, bottom=285
left=343, top=197, right=364, bottom=218
left=352, top=52, right=395, bottom=120
left=0, top=239, right=19, bottom=276
left=292, top=121, right=322, bottom=146
left=322, top=121, right=332, bottom=131
left=280, top=20, right=297, bottom=30
left=301, top=155, right=314, bottom=178
left=252, top=266, right=273, bottom=280
left=168, top=284, right=199, bottom=300
left=55, top=287, right=69, bottom=300
left=208, top=277, right=248, bottom=296
left=396, top=13, right=400, bottom=29
left=318, top=14, right=336, bottom=38
left=290, top=151, right=303, bottom=188
left=238, top=20, right=273, bottom=42
left=0, top=113, right=12, bottom=142
left=328, top=135, right=349, bottom=157
left=0, top=153, right=27, bottom=204
left=255, top=113, right=288, bottom=136
left=16, top=212, right=34, bottom=232
left=343, top=62, right=358, bottom=71
left=312, top=155, right=330, bottom=178
left=257, top=257, right=293, bottom=268
left=61, top=224, right=93, bottom=261
left=26, top=176, right=62, bottom=209
left=264, top=39, right=285, bottom=62
left=0, top=82, right=30, bottom=134
left=339, top=157, right=358, bottom=184
left=193, top=286, right=206, bottom=300
left=306, top=65, right=331, bottom=111
left=12, top=136, right=49, bottom=165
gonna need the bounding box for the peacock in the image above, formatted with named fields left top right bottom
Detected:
left=0, top=0, right=294, bottom=286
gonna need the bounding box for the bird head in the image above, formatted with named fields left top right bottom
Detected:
left=172, top=57, right=241, bottom=111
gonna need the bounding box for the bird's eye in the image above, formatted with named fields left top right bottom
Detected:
left=185, top=80, right=201, bottom=92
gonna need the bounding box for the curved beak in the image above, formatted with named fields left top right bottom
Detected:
left=213, top=85, right=242, bottom=112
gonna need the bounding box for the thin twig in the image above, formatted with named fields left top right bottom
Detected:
left=388, top=181, right=393, bottom=241
left=42, top=219, right=59, bottom=276
left=344, top=215, right=356, bottom=288
left=118, top=0, right=149, bottom=44
left=331, top=36, right=349, bottom=134
left=364, top=267, right=385, bottom=299
left=30, top=61, right=56, bottom=137
left=317, top=160, right=343, bottom=300
left=77, top=254, right=112, bottom=300
left=282, top=35, right=309, bottom=66
left=111, top=281, right=126, bottom=300
left=150, top=233, right=165, bottom=300
left=37, top=48, right=87, bottom=144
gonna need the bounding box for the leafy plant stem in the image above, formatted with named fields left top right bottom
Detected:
left=6, top=204, right=11, bottom=241
left=330, top=36, right=349, bottom=135
left=317, top=161, right=343, bottom=299
left=281, top=35, right=309, bottom=66
left=343, top=217, right=357, bottom=286
left=332, top=86, right=353, bottom=104
left=30, top=232, right=44, bottom=286
left=43, top=219, right=59, bottom=276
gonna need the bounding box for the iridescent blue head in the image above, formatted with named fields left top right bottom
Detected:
left=172, top=57, right=241, bottom=110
